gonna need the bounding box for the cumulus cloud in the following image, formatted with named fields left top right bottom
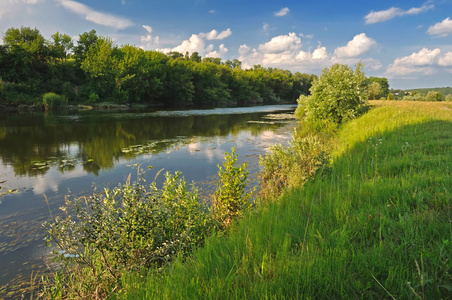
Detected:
left=427, top=17, right=452, bottom=37
left=157, top=28, right=231, bottom=58
left=258, top=32, right=301, bottom=54
left=394, top=48, right=441, bottom=66
left=275, top=7, right=290, bottom=17
left=438, top=52, right=452, bottom=66
left=206, top=44, right=228, bottom=58
left=200, top=28, right=232, bottom=40
left=386, top=48, right=442, bottom=77
left=238, top=44, right=251, bottom=56
left=56, top=0, right=133, bottom=29
left=140, top=25, right=160, bottom=49
left=238, top=33, right=331, bottom=72
left=365, top=3, right=434, bottom=24
left=334, top=33, right=376, bottom=58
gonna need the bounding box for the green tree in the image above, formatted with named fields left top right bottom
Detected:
left=1, top=26, right=49, bottom=83
left=368, top=76, right=389, bottom=98
left=49, top=32, right=73, bottom=60
left=368, top=81, right=381, bottom=100
left=73, top=29, right=98, bottom=62
left=298, top=63, right=367, bottom=125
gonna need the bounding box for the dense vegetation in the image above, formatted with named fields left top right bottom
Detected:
left=0, top=26, right=316, bottom=108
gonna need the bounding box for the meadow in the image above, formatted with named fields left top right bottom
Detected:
left=117, top=101, right=452, bottom=299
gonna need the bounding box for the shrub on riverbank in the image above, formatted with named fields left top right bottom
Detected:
left=41, top=148, right=256, bottom=299
left=42, top=92, right=67, bottom=111
left=117, top=101, right=452, bottom=299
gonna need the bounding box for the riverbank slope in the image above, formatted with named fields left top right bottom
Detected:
left=119, top=101, right=452, bottom=299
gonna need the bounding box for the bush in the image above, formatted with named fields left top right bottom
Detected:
left=44, top=171, right=214, bottom=298
left=213, top=147, right=255, bottom=227
left=42, top=92, right=67, bottom=110
left=445, top=94, right=452, bottom=102
left=259, top=127, right=329, bottom=200
left=296, top=63, right=367, bottom=126
left=61, top=82, right=77, bottom=102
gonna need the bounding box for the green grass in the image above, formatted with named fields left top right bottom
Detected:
left=118, top=101, right=452, bottom=299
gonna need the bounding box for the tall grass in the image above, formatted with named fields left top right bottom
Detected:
left=118, top=101, right=452, bottom=299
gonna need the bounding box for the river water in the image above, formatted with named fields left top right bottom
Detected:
left=0, top=104, right=296, bottom=293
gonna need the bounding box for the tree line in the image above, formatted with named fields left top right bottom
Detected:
left=0, top=26, right=317, bottom=107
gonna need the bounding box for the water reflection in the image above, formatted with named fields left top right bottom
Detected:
left=0, top=105, right=295, bottom=178
left=0, top=105, right=296, bottom=293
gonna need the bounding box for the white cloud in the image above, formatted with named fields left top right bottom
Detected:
left=238, top=44, right=250, bottom=56
left=438, top=52, right=452, bottom=66
left=334, top=33, right=376, bottom=58
left=56, top=0, right=133, bottom=29
left=275, top=7, right=290, bottom=17
left=200, top=28, right=232, bottom=40
left=300, top=33, right=314, bottom=39
left=158, top=28, right=231, bottom=56
left=262, top=23, right=269, bottom=33
left=206, top=44, right=228, bottom=58
left=365, top=3, right=434, bottom=24
left=239, top=37, right=330, bottom=72
left=258, top=32, right=301, bottom=54
left=209, top=9, right=215, bottom=14
left=394, top=48, right=441, bottom=66
left=140, top=34, right=159, bottom=50
left=143, top=25, right=152, bottom=33
left=365, top=7, right=401, bottom=24
left=427, top=17, right=452, bottom=37
left=385, top=48, right=442, bottom=78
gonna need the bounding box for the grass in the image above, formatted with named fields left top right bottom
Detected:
left=117, top=101, right=452, bottom=299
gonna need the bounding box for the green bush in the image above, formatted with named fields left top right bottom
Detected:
left=44, top=171, right=214, bottom=298
left=61, top=81, right=77, bottom=102
left=297, top=63, right=367, bottom=126
left=259, top=127, right=329, bottom=200
left=213, top=147, right=255, bottom=227
left=42, top=92, right=67, bottom=110
left=445, top=94, right=452, bottom=102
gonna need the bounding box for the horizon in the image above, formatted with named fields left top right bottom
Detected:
left=1, top=0, right=452, bottom=90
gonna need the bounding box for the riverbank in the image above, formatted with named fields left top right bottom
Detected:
left=117, top=101, right=452, bottom=299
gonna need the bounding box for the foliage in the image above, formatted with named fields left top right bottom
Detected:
left=367, top=76, right=389, bottom=98
left=213, top=147, right=255, bottom=227
left=367, top=81, right=381, bottom=100
left=42, top=92, right=67, bottom=110
left=259, top=126, right=329, bottom=200
left=402, top=90, right=445, bottom=102
left=119, top=101, right=452, bottom=300
left=0, top=26, right=317, bottom=107
left=297, top=63, right=367, bottom=126
left=43, top=171, right=214, bottom=298
left=445, top=94, right=452, bottom=101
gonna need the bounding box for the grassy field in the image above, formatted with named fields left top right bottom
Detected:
left=118, top=101, right=451, bottom=299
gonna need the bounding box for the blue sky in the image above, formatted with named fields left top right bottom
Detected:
left=1, top=0, right=452, bottom=89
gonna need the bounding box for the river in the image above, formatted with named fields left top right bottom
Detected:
left=0, top=104, right=297, bottom=295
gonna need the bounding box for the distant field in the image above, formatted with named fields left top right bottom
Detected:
left=402, top=87, right=452, bottom=95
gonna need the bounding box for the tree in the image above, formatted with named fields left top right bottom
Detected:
left=368, top=76, right=389, bottom=98
left=298, top=63, right=367, bottom=124
left=1, top=26, right=48, bottom=82
left=49, top=32, right=73, bottom=59
left=73, top=29, right=98, bottom=62
left=368, top=81, right=381, bottom=100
